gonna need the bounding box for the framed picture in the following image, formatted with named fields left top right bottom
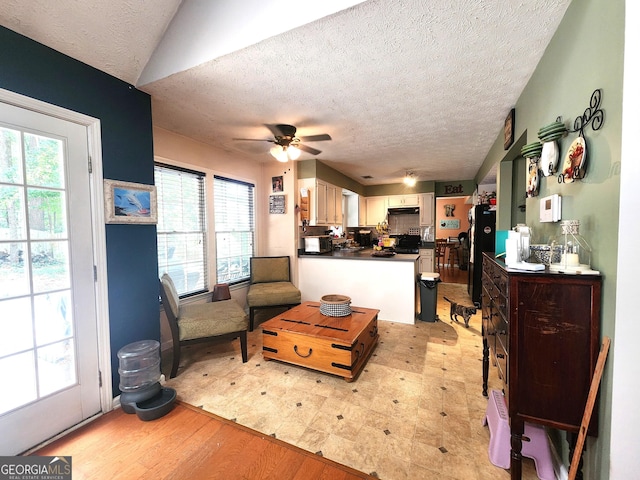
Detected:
left=504, top=108, right=515, bottom=150
left=439, top=219, right=460, bottom=229
left=272, top=175, right=284, bottom=192
left=269, top=194, right=286, bottom=214
left=104, top=179, right=157, bottom=224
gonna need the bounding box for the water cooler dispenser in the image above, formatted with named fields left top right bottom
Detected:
left=118, top=340, right=176, bottom=421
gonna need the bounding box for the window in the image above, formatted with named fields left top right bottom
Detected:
left=214, top=175, right=255, bottom=284
left=155, top=164, right=207, bottom=296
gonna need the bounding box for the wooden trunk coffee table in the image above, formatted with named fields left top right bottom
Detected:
left=261, top=302, right=379, bottom=382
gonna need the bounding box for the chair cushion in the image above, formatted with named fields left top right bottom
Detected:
left=246, top=282, right=301, bottom=307
left=160, top=273, right=179, bottom=319
left=178, top=299, right=248, bottom=341
left=251, top=257, right=290, bottom=283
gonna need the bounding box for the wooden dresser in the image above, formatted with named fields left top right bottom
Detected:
left=481, top=253, right=601, bottom=480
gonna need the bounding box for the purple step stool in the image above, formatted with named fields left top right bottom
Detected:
left=483, top=390, right=555, bottom=480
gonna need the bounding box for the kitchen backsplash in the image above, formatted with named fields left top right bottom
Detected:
left=388, top=213, right=419, bottom=235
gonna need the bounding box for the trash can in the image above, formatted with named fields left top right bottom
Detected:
left=418, top=272, right=440, bottom=322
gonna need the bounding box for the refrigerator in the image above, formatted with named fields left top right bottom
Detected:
left=467, top=204, right=496, bottom=305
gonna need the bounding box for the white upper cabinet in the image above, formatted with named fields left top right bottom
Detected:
left=298, top=178, right=342, bottom=226
left=419, top=193, right=434, bottom=226
left=388, top=194, right=420, bottom=207
left=365, top=196, right=387, bottom=226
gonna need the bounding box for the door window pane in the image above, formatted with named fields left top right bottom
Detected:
left=0, top=351, right=37, bottom=415
left=24, top=133, right=65, bottom=189
left=28, top=188, right=67, bottom=239
left=31, top=241, right=70, bottom=293
left=0, top=297, right=33, bottom=357
left=0, top=126, right=23, bottom=184
left=0, top=242, right=29, bottom=299
left=0, top=185, right=27, bottom=240
left=37, top=339, right=76, bottom=397
left=34, top=292, right=72, bottom=346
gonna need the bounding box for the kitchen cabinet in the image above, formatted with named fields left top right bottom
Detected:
left=327, top=184, right=343, bottom=226
left=358, top=196, right=367, bottom=226
left=419, top=193, right=434, bottom=226
left=418, top=248, right=434, bottom=272
left=365, top=196, right=387, bottom=226
left=481, top=254, right=601, bottom=480
left=388, top=194, right=420, bottom=207
left=299, top=178, right=341, bottom=226
left=316, top=179, right=328, bottom=224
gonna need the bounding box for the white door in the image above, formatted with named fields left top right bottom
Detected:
left=0, top=102, right=101, bottom=455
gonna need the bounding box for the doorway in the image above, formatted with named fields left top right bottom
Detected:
left=434, top=196, right=470, bottom=284
left=0, top=94, right=108, bottom=454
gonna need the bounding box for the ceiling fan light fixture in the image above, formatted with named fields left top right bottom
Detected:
left=287, top=145, right=301, bottom=160
left=403, top=172, right=417, bottom=187
left=270, top=144, right=289, bottom=162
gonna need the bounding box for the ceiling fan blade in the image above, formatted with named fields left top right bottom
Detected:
left=298, top=134, right=332, bottom=142
left=232, top=138, right=275, bottom=142
left=296, top=143, right=322, bottom=155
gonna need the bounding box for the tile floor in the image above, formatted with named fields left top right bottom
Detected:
left=163, top=283, right=541, bottom=480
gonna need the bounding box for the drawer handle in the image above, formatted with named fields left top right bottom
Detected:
left=369, top=326, right=378, bottom=337
left=294, top=345, right=313, bottom=358
left=496, top=353, right=505, bottom=359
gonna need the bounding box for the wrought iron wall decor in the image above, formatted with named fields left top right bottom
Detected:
left=557, top=88, right=604, bottom=183
left=569, top=89, right=604, bottom=137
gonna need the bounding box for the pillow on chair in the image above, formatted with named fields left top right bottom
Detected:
left=251, top=257, right=290, bottom=283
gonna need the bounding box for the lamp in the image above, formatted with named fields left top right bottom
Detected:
left=270, top=144, right=301, bottom=162
left=403, top=172, right=417, bottom=187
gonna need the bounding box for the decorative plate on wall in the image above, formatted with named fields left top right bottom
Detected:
left=561, top=137, right=586, bottom=183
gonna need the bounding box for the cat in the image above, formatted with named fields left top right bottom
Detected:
left=443, top=296, right=477, bottom=328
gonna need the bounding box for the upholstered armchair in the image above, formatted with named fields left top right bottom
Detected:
left=246, top=256, right=301, bottom=331
left=159, top=273, right=249, bottom=378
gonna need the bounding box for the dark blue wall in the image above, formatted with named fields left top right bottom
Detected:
left=0, top=26, right=159, bottom=395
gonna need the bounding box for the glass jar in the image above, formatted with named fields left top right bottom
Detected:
left=550, top=220, right=592, bottom=271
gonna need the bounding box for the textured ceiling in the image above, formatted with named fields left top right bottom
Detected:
left=0, top=0, right=572, bottom=186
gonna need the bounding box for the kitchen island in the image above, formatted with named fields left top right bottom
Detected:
left=298, top=248, right=419, bottom=324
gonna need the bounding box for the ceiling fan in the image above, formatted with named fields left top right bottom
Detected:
left=234, top=124, right=331, bottom=162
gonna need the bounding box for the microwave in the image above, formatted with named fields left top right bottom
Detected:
left=304, top=235, right=333, bottom=254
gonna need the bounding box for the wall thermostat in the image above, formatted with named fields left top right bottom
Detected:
left=539, top=194, right=561, bottom=222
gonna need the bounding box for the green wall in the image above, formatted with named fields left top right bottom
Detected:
left=477, top=0, right=624, bottom=477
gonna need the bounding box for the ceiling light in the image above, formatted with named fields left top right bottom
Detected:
left=270, top=144, right=289, bottom=162
left=270, top=144, right=302, bottom=162
left=403, top=172, right=417, bottom=187
left=287, top=145, right=301, bottom=160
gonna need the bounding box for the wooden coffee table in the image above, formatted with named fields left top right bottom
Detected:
left=261, top=302, right=379, bottom=382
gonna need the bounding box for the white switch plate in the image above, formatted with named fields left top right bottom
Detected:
left=539, top=194, right=561, bottom=222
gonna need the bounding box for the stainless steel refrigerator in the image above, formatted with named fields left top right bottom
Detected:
left=468, top=204, right=496, bottom=305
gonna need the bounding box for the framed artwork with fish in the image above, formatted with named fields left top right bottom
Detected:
left=104, top=179, right=157, bottom=224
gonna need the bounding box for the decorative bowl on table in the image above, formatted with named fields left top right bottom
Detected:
left=320, top=294, right=352, bottom=317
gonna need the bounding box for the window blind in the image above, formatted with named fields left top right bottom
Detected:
left=214, top=175, right=255, bottom=284
left=155, top=163, right=207, bottom=296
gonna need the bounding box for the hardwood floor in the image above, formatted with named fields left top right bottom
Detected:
left=435, top=264, right=468, bottom=285
left=33, top=402, right=373, bottom=480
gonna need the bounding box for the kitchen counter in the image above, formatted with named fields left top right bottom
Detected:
left=298, top=248, right=419, bottom=262
left=298, top=249, right=419, bottom=324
